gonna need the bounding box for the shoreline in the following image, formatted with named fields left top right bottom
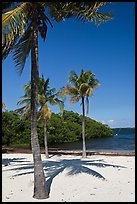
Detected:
left=2, top=147, right=135, bottom=156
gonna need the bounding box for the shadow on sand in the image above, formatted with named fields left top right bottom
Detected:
left=2, top=156, right=126, bottom=195
left=2, top=157, right=30, bottom=166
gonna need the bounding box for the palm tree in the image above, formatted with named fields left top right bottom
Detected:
left=60, top=69, right=100, bottom=158
left=38, top=75, right=64, bottom=158
left=2, top=2, right=112, bottom=199
left=16, top=75, right=64, bottom=159
left=2, top=102, right=6, bottom=110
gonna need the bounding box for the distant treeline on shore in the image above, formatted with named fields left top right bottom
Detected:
left=2, top=110, right=113, bottom=148
left=112, top=127, right=135, bottom=135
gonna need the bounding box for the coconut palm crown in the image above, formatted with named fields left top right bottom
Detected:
left=61, top=69, right=100, bottom=114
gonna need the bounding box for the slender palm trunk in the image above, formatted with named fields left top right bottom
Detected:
left=82, top=96, right=86, bottom=158
left=43, top=117, right=49, bottom=158
left=31, top=24, right=49, bottom=199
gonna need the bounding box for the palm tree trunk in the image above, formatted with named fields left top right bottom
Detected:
left=31, top=24, right=49, bottom=199
left=43, top=117, right=49, bottom=158
left=82, top=96, right=86, bottom=158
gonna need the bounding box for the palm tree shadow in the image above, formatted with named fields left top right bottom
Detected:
left=43, top=158, right=126, bottom=195
left=5, top=157, right=126, bottom=195
left=45, top=165, right=66, bottom=193
left=2, top=158, right=30, bottom=166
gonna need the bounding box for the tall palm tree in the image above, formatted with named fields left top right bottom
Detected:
left=60, top=69, right=100, bottom=158
left=38, top=75, right=64, bottom=158
left=16, top=75, right=64, bottom=159
left=2, top=2, right=112, bottom=199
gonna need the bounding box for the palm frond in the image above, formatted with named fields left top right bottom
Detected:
left=89, top=77, right=100, bottom=88
left=54, top=98, right=64, bottom=115
left=41, top=103, right=52, bottom=120
left=85, top=87, right=93, bottom=97
left=46, top=90, right=56, bottom=99
left=84, top=71, right=95, bottom=83
left=68, top=70, right=79, bottom=87
left=24, top=83, right=31, bottom=96
left=2, top=3, right=29, bottom=60
left=45, top=2, right=70, bottom=22
left=15, top=103, right=31, bottom=119
left=38, top=8, right=53, bottom=41
left=44, top=78, right=50, bottom=92
left=56, top=87, right=67, bottom=99
left=2, top=102, right=6, bottom=110
left=48, top=97, right=58, bottom=105
left=67, top=85, right=79, bottom=96
left=67, top=2, right=113, bottom=25
left=38, top=22, right=47, bottom=41
left=58, top=85, right=80, bottom=101
left=13, top=24, right=32, bottom=75
left=17, top=98, right=30, bottom=106
left=69, top=95, right=81, bottom=104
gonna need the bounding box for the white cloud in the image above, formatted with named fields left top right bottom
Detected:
left=108, top=119, right=114, bottom=123
left=100, top=118, right=135, bottom=128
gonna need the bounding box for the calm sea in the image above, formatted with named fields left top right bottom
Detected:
left=49, top=128, right=135, bottom=152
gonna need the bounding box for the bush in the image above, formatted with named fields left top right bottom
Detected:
left=2, top=110, right=113, bottom=147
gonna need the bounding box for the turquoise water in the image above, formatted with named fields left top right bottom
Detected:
left=49, top=129, right=135, bottom=152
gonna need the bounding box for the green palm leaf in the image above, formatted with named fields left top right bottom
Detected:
left=13, top=24, right=32, bottom=75
left=68, top=70, right=79, bottom=88
left=63, top=2, right=112, bottom=25
left=17, top=98, right=30, bottom=106
left=2, top=3, right=29, bottom=60
left=15, top=102, right=31, bottom=119
left=54, top=98, right=64, bottom=115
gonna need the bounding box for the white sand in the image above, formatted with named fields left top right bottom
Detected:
left=2, top=153, right=135, bottom=202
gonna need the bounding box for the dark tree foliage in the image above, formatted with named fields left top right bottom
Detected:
left=2, top=111, right=31, bottom=148
left=47, top=110, right=113, bottom=144
left=2, top=110, right=113, bottom=147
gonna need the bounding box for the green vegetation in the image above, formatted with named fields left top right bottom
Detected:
left=2, top=110, right=113, bottom=148
left=2, top=111, right=31, bottom=148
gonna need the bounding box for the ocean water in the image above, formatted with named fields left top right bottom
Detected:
left=50, top=129, right=135, bottom=152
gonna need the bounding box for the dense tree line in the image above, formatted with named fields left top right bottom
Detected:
left=2, top=110, right=113, bottom=148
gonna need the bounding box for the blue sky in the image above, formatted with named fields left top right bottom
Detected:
left=2, top=2, right=135, bottom=128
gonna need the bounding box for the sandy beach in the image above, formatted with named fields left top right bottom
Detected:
left=2, top=153, right=135, bottom=202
